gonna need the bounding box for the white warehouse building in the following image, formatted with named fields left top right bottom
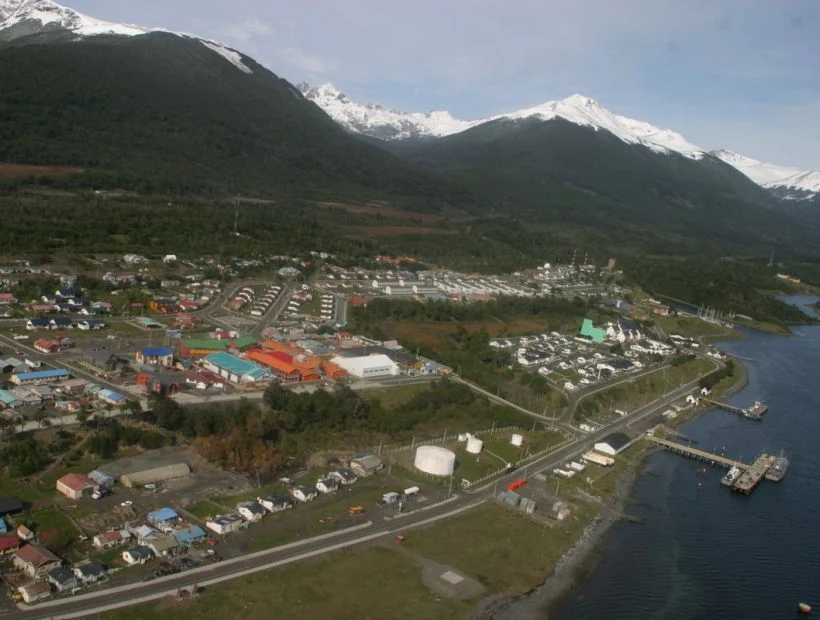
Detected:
left=330, top=354, right=400, bottom=378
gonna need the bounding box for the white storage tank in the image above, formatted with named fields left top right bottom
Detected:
left=414, top=446, right=456, bottom=476
left=511, top=433, right=524, bottom=447
left=466, top=436, right=483, bottom=454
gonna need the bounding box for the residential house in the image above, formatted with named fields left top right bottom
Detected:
left=73, top=560, right=109, bottom=584
left=49, top=317, right=73, bottom=330
left=328, top=469, right=357, bottom=486
left=56, top=473, right=97, bottom=500
left=18, top=582, right=52, bottom=604
left=48, top=566, right=79, bottom=592
left=205, top=514, right=246, bottom=535
left=0, top=534, right=21, bottom=555
left=26, top=318, right=50, bottom=331
left=172, top=525, right=206, bottom=547
left=16, top=525, right=35, bottom=542
left=236, top=502, right=266, bottom=522
left=0, top=389, right=22, bottom=409
left=315, top=478, right=338, bottom=494
left=257, top=495, right=293, bottom=513
left=147, top=508, right=180, bottom=532
left=349, top=455, right=383, bottom=478
left=92, top=529, right=131, bottom=550
left=122, top=546, right=153, bottom=566
left=77, top=320, right=105, bottom=331
left=291, top=485, right=317, bottom=503
left=606, top=319, right=642, bottom=344
left=142, top=534, right=179, bottom=557
left=13, top=544, right=62, bottom=578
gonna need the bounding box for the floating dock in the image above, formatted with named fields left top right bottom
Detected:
left=702, top=398, right=768, bottom=421
left=647, top=435, right=781, bottom=495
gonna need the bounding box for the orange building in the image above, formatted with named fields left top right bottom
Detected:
left=246, top=350, right=302, bottom=383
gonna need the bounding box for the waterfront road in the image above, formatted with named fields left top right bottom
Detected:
left=13, top=373, right=705, bottom=618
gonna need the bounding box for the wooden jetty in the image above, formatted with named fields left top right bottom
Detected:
left=647, top=436, right=746, bottom=469
left=702, top=398, right=768, bottom=420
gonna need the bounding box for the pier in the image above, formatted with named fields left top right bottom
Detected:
left=647, top=435, right=779, bottom=495
left=732, top=453, right=776, bottom=494
left=647, top=436, right=746, bottom=469
left=702, top=398, right=768, bottom=420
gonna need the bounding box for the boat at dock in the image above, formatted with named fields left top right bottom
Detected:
left=765, top=452, right=790, bottom=482
left=742, top=400, right=768, bottom=420
left=721, top=465, right=742, bottom=487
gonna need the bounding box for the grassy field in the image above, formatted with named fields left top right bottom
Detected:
left=574, top=358, right=715, bottom=422
left=404, top=503, right=594, bottom=596
left=26, top=507, right=80, bottom=552
left=655, top=315, right=731, bottom=339
left=379, top=318, right=555, bottom=351
left=358, top=382, right=433, bottom=409
left=100, top=545, right=470, bottom=620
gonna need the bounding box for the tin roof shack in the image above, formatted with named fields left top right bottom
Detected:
left=18, top=581, right=51, bottom=604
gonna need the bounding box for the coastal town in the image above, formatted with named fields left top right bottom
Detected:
left=0, top=248, right=759, bottom=617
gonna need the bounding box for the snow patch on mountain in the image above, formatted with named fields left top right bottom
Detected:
left=301, top=83, right=705, bottom=159
left=0, top=0, right=145, bottom=36
left=493, top=94, right=704, bottom=159
left=712, top=149, right=820, bottom=200
left=199, top=39, right=252, bottom=74
left=298, top=83, right=477, bottom=140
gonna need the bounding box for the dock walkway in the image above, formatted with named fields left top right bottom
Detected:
left=702, top=398, right=768, bottom=420
left=733, top=454, right=776, bottom=494
left=647, top=436, right=746, bottom=469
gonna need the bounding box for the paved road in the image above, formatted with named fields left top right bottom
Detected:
left=10, top=371, right=706, bottom=618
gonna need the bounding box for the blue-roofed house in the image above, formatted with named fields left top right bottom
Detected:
left=147, top=508, right=180, bottom=532
left=172, top=525, right=206, bottom=547
left=0, top=390, right=22, bottom=409
left=202, top=352, right=272, bottom=385
left=25, top=318, right=50, bottom=331
left=10, top=369, right=71, bottom=386
left=135, top=347, right=174, bottom=368
left=49, top=317, right=73, bottom=330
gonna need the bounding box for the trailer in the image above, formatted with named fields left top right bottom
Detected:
left=582, top=451, right=614, bottom=466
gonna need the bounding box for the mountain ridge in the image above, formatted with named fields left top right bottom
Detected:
left=302, top=82, right=819, bottom=202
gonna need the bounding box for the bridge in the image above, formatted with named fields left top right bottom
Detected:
left=647, top=435, right=747, bottom=469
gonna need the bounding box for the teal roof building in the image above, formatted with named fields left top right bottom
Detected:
left=579, top=318, right=606, bottom=344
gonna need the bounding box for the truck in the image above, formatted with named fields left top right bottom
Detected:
left=347, top=506, right=365, bottom=515
left=506, top=478, right=528, bottom=492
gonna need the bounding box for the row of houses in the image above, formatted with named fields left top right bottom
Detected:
left=26, top=318, right=105, bottom=331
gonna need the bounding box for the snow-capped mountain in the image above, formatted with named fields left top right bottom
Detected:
left=301, top=83, right=705, bottom=160
left=297, top=83, right=477, bottom=141
left=0, top=0, right=253, bottom=73
left=711, top=149, right=820, bottom=201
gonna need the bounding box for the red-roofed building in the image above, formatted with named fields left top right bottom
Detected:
left=0, top=534, right=20, bottom=555
left=13, top=544, right=61, bottom=577
left=245, top=350, right=301, bottom=383
left=56, top=473, right=97, bottom=500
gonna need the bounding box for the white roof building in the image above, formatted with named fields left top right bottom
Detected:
left=329, top=354, right=400, bottom=378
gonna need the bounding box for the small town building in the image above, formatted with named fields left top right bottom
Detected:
left=201, top=352, right=271, bottom=385
left=142, top=534, right=179, bottom=557
left=0, top=497, right=24, bottom=517
left=257, top=495, right=293, bottom=513
left=10, top=369, right=71, bottom=386
left=172, top=525, right=207, bottom=547
left=594, top=432, right=632, bottom=456
left=316, top=478, right=338, bottom=494
left=328, top=469, right=358, bottom=486
left=349, top=455, right=384, bottom=478
left=92, top=530, right=131, bottom=550
left=87, top=470, right=115, bottom=489
left=16, top=525, right=35, bottom=542
left=18, top=581, right=52, bottom=604
left=122, top=546, right=153, bottom=566
left=291, top=486, right=318, bottom=503
left=13, top=544, right=62, bottom=578
left=236, top=502, right=266, bottom=522
left=56, top=473, right=97, bottom=500
left=48, top=566, right=78, bottom=592
left=0, top=534, right=21, bottom=555
left=579, top=318, right=606, bottom=344
left=179, top=339, right=228, bottom=359
left=147, top=508, right=180, bottom=531
left=73, top=560, right=109, bottom=584
left=205, top=514, right=246, bottom=535
left=120, top=463, right=190, bottom=488
left=136, top=347, right=174, bottom=368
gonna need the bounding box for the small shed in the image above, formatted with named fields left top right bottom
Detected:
left=88, top=470, right=115, bottom=489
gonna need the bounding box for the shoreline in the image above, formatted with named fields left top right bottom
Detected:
left=489, top=353, right=750, bottom=620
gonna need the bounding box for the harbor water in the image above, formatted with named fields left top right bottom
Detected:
left=516, top=296, right=820, bottom=620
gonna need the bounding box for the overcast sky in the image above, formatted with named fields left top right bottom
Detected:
left=70, top=0, right=820, bottom=169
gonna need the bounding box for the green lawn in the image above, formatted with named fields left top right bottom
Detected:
left=99, top=546, right=469, bottom=620
left=0, top=475, right=50, bottom=503
left=358, top=383, right=432, bottom=409
left=404, top=503, right=595, bottom=596
left=25, top=507, right=79, bottom=552
left=655, top=315, right=730, bottom=339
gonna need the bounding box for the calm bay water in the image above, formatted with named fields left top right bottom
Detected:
left=546, top=296, right=820, bottom=620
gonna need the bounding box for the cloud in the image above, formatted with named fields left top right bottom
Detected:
left=279, top=46, right=336, bottom=77
left=222, top=17, right=273, bottom=43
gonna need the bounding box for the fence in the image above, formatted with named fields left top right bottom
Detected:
left=376, top=426, right=523, bottom=456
